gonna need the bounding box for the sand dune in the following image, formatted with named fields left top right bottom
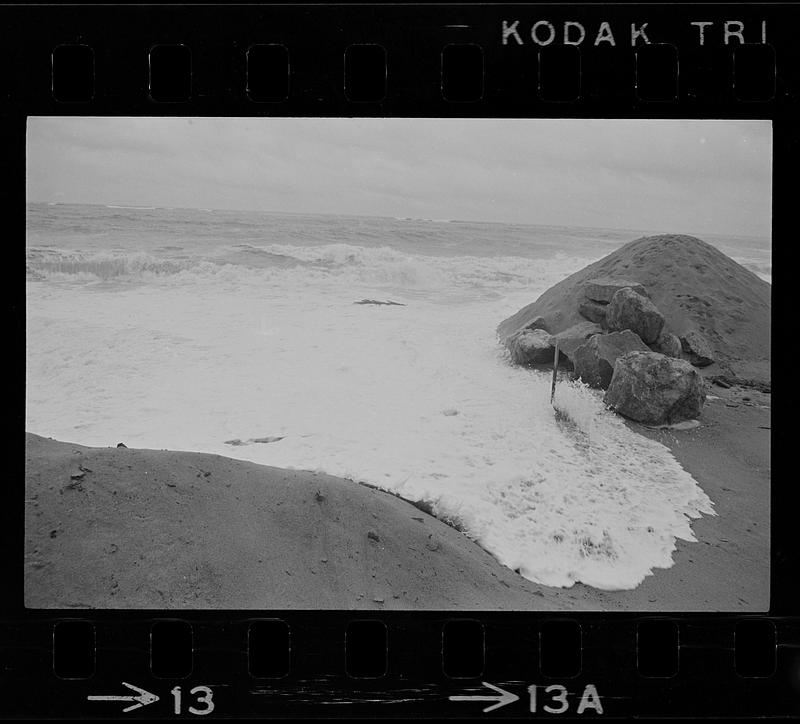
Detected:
left=497, top=234, right=771, bottom=383
left=25, top=379, right=769, bottom=612
left=24, top=433, right=571, bottom=610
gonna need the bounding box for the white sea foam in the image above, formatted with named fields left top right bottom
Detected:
left=26, top=241, right=715, bottom=591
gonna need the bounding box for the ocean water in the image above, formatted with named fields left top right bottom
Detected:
left=25, top=203, right=771, bottom=590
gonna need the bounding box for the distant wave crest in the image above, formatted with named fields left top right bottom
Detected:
left=26, top=249, right=196, bottom=281
left=27, top=243, right=594, bottom=296
left=741, top=260, right=772, bottom=283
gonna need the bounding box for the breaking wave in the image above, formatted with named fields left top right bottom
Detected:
left=26, top=243, right=594, bottom=298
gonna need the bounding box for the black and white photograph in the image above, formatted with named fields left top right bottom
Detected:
left=25, top=117, right=771, bottom=610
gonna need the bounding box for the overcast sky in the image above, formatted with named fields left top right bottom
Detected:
left=27, top=117, right=771, bottom=237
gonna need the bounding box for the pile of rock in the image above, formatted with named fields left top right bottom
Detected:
left=505, top=277, right=707, bottom=425
left=498, top=233, right=772, bottom=424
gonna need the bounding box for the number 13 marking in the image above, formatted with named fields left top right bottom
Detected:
left=171, top=686, right=215, bottom=716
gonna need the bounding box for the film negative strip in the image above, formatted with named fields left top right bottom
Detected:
left=3, top=1, right=797, bottom=720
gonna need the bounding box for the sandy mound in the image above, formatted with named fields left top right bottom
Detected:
left=23, top=388, right=770, bottom=612
left=497, top=235, right=770, bottom=383
left=25, top=433, right=571, bottom=610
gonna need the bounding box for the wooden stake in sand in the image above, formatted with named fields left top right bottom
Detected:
left=550, top=340, right=560, bottom=406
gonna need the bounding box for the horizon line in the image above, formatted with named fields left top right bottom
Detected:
left=25, top=200, right=772, bottom=242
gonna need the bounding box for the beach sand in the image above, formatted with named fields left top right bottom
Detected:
left=578, top=382, right=770, bottom=611
left=24, top=381, right=769, bottom=611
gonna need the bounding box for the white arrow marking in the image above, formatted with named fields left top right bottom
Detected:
left=449, top=681, right=519, bottom=713
left=87, top=681, right=160, bottom=713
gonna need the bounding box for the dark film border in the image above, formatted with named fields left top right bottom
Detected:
left=3, top=2, right=797, bottom=720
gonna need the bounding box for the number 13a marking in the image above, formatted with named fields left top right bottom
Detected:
left=171, top=686, right=215, bottom=716
left=528, top=684, right=603, bottom=715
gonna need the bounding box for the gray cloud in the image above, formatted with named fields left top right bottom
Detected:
left=27, top=117, right=771, bottom=237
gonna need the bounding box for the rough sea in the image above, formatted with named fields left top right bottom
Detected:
left=25, top=203, right=772, bottom=590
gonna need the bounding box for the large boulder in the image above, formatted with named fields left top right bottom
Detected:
left=520, top=315, right=549, bottom=333
left=584, top=277, right=648, bottom=303
left=650, top=330, right=682, bottom=358
left=604, top=351, right=706, bottom=425
left=572, top=331, right=650, bottom=389
left=549, top=321, right=603, bottom=361
left=577, top=299, right=608, bottom=326
left=680, top=329, right=715, bottom=367
left=606, top=288, right=665, bottom=344
left=508, top=328, right=554, bottom=365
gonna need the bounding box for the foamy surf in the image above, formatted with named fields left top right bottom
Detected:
left=26, top=238, right=715, bottom=591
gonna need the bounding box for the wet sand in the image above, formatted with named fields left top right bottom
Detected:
left=579, top=383, right=770, bottom=611
left=24, top=385, right=769, bottom=610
